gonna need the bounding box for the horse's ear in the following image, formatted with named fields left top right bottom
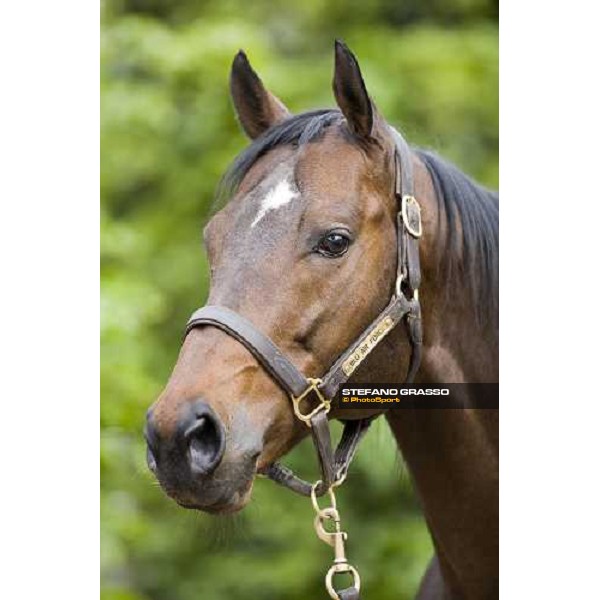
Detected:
left=332, top=40, right=376, bottom=140
left=230, top=50, right=291, bottom=139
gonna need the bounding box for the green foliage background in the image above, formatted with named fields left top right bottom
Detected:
left=101, top=1, right=498, bottom=599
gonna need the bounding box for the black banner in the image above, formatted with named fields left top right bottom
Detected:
left=333, top=383, right=499, bottom=409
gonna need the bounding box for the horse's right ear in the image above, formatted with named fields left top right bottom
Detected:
left=230, top=51, right=291, bottom=139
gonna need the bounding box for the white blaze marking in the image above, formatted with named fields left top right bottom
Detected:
left=251, top=178, right=298, bottom=227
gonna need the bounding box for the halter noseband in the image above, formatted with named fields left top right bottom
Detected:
left=184, top=131, right=423, bottom=498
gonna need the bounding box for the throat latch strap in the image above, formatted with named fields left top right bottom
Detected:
left=264, top=417, right=373, bottom=496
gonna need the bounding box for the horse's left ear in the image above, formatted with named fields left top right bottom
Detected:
left=230, top=50, right=291, bottom=139
left=333, top=40, right=378, bottom=140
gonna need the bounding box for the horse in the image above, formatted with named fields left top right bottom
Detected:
left=144, top=41, right=499, bottom=600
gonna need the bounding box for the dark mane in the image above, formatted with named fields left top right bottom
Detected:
left=216, top=111, right=498, bottom=330
left=415, top=149, right=499, bottom=329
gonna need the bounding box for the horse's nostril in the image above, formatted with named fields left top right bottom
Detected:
left=184, top=404, right=225, bottom=476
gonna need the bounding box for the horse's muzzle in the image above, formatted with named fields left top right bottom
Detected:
left=145, top=400, right=253, bottom=511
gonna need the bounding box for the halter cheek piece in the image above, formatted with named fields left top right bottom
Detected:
left=185, top=134, right=422, bottom=600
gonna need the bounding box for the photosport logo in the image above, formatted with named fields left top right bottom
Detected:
left=335, top=384, right=499, bottom=409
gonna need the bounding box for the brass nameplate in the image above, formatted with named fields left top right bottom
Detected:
left=342, top=316, right=395, bottom=377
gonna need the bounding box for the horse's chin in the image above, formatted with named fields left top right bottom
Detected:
left=178, top=487, right=253, bottom=515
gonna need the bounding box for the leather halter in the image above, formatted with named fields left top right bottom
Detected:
left=185, top=132, right=423, bottom=498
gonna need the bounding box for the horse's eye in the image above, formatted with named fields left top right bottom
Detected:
left=316, top=232, right=351, bottom=257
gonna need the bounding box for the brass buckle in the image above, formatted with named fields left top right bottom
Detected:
left=291, top=378, right=331, bottom=426
left=401, top=194, right=422, bottom=238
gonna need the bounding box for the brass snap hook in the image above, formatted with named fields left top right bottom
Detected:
left=310, top=481, right=362, bottom=600
left=314, top=507, right=344, bottom=546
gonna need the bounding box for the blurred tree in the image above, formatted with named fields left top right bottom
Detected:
left=101, top=1, right=497, bottom=599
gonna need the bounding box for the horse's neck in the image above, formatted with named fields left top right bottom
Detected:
left=382, top=155, right=498, bottom=598
left=386, top=408, right=498, bottom=599
left=384, top=285, right=498, bottom=599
